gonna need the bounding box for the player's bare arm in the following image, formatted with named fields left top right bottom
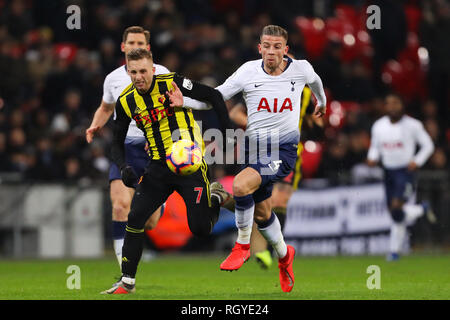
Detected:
left=85, top=100, right=115, bottom=143
left=229, top=103, right=248, bottom=128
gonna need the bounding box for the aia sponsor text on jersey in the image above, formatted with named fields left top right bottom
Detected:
left=257, top=97, right=293, bottom=113
left=382, top=142, right=404, bottom=149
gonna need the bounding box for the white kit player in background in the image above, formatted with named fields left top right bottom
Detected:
left=189, top=25, right=327, bottom=292
left=367, top=93, right=436, bottom=261
left=85, top=27, right=200, bottom=271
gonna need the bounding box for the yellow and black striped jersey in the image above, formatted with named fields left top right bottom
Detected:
left=291, top=86, right=314, bottom=189
left=112, top=72, right=232, bottom=167
left=298, top=86, right=313, bottom=133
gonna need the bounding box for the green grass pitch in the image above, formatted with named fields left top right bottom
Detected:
left=0, top=253, right=449, bottom=300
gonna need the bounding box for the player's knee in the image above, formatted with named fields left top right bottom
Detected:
left=126, top=209, right=146, bottom=230
left=188, top=219, right=211, bottom=238
left=112, top=199, right=130, bottom=221
left=144, top=210, right=160, bottom=230
left=254, top=214, right=269, bottom=226
left=233, top=179, right=251, bottom=196
left=190, top=224, right=211, bottom=237
left=391, top=208, right=405, bottom=223
left=390, top=198, right=403, bottom=210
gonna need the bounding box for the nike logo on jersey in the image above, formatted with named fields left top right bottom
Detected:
left=254, top=83, right=264, bottom=88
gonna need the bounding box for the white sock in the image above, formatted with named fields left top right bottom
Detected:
left=237, top=225, right=252, bottom=245
left=235, top=204, right=255, bottom=245
left=121, top=276, right=135, bottom=286
left=389, top=222, right=406, bottom=254
left=258, top=214, right=287, bottom=258
left=113, top=238, right=124, bottom=267
left=403, top=203, right=424, bottom=224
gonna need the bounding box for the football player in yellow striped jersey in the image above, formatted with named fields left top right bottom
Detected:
left=103, top=48, right=233, bottom=294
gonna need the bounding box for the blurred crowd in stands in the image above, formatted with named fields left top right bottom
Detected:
left=0, top=0, right=449, bottom=186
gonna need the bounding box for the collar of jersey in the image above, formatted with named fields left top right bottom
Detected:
left=134, top=75, right=157, bottom=96
left=261, top=55, right=293, bottom=75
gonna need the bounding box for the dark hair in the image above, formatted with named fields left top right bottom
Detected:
left=126, top=48, right=153, bottom=62
left=122, top=26, right=150, bottom=44
left=260, top=25, right=288, bottom=42
left=385, top=92, right=404, bottom=106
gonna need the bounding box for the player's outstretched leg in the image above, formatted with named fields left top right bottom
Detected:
left=110, top=179, right=133, bottom=268
left=101, top=223, right=145, bottom=294
left=387, top=202, right=406, bottom=261
left=220, top=194, right=254, bottom=271
left=257, top=211, right=295, bottom=292
left=101, top=166, right=170, bottom=294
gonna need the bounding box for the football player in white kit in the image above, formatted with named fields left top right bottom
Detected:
left=191, top=25, right=327, bottom=292
left=85, top=26, right=200, bottom=269
left=367, top=93, right=436, bottom=261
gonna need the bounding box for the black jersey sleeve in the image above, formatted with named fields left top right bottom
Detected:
left=111, top=99, right=131, bottom=169
left=173, top=74, right=233, bottom=136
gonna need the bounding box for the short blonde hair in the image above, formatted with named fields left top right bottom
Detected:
left=260, top=25, right=288, bottom=42
left=126, top=48, right=153, bottom=62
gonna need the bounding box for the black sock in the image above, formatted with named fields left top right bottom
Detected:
left=121, top=228, right=145, bottom=278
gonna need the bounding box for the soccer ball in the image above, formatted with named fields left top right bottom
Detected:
left=166, top=139, right=202, bottom=175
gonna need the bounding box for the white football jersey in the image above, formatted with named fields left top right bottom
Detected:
left=367, top=115, right=434, bottom=169
left=102, top=63, right=170, bottom=138
left=216, top=57, right=326, bottom=144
